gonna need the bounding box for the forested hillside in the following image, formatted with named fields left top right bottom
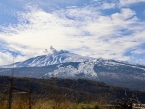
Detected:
left=0, top=76, right=145, bottom=104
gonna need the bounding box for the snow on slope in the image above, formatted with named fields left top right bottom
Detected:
left=43, top=61, right=97, bottom=79
left=1, top=47, right=145, bottom=90
left=1, top=47, right=145, bottom=80
left=0, top=47, right=94, bottom=68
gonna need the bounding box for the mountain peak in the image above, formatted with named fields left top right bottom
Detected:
left=49, top=46, right=69, bottom=55
left=50, top=46, right=57, bottom=54
left=0, top=47, right=92, bottom=68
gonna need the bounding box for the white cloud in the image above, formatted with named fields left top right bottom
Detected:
left=0, top=52, right=13, bottom=65
left=143, top=10, right=145, bottom=15
left=100, top=3, right=116, bottom=9
left=0, top=52, right=26, bottom=65
left=0, top=3, right=145, bottom=65
left=118, top=8, right=136, bottom=19
left=92, top=0, right=118, bottom=9
left=131, top=49, right=145, bottom=54
left=84, top=8, right=137, bottom=37
left=119, top=0, right=145, bottom=6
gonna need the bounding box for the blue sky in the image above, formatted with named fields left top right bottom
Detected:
left=0, top=0, right=145, bottom=65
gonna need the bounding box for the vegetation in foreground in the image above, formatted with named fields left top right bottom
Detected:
left=0, top=76, right=145, bottom=109
left=0, top=96, right=114, bottom=109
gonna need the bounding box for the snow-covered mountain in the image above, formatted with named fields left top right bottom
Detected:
left=0, top=47, right=94, bottom=68
left=0, top=47, right=145, bottom=90
left=43, top=61, right=97, bottom=79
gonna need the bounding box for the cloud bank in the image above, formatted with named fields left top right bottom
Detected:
left=0, top=0, right=145, bottom=65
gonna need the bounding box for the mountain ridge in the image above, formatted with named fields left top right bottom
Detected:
left=0, top=47, right=143, bottom=68
left=0, top=50, right=94, bottom=68
left=0, top=48, right=145, bottom=90
left=0, top=76, right=145, bottom=103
